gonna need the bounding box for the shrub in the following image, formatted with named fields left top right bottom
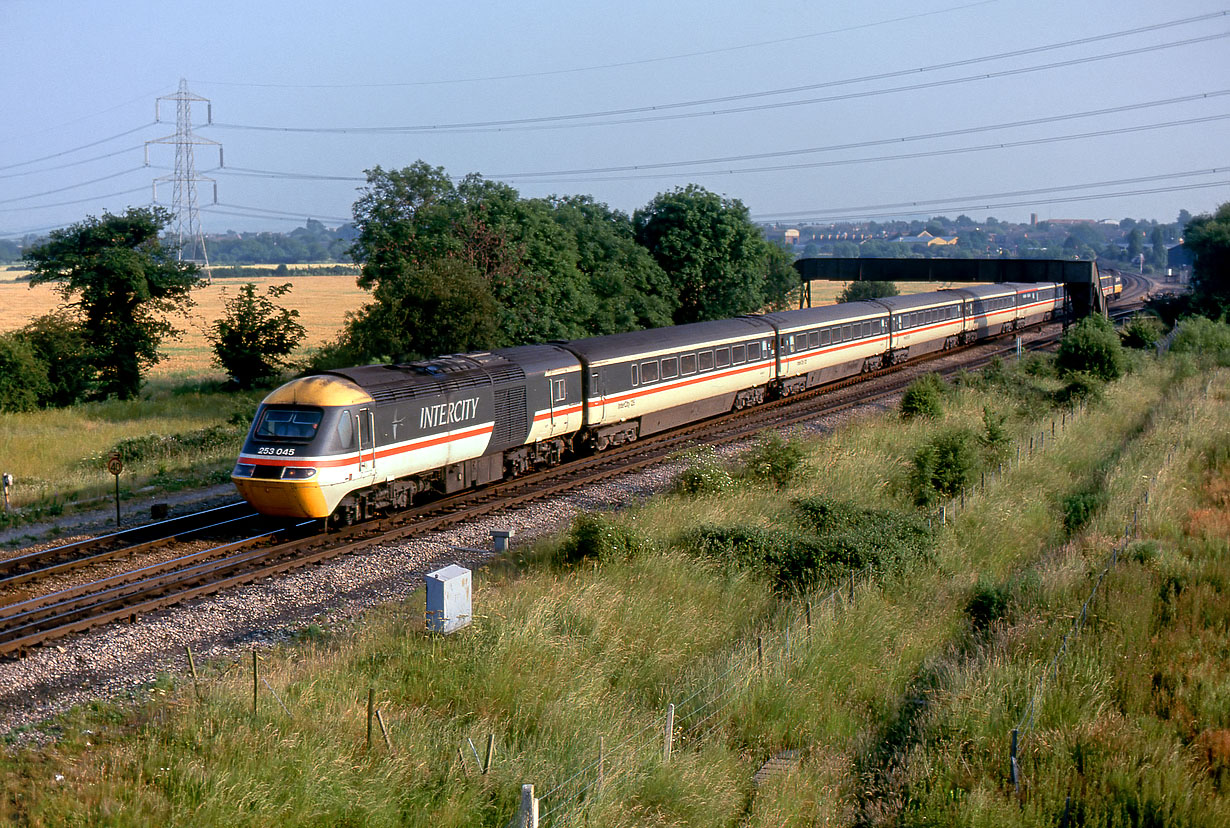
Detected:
left=1054, top=371, right=1105, bottom=406
left=0, top=334, right=50, bottom=413
left=1062, top=488, right=1107, bottom=535
left=740, top=431, right=806, bottom=488
left=966, top=575, right=1011, bottom=632
left=1170, top=316, right=1230, bottom=365
left=210, top=282, right=307, bottom=389
left=900, top=373, right=947, bottom=419
left=681, top=499, right=933, bottom=592
left=980, top=406, right=1010, bottom=456
left=909, top=429, right=979, bottom=506
left=18, top=311, right=93, bottom=406
left=1056, top=314, right=1126, bottom=381
left=90, top=424, right=245, bottom=468
left=1121, top=313, right=1164, bottom=349
left=673, top=447, right=736, bottom=496
left=559, top=513, right=644, bottom=565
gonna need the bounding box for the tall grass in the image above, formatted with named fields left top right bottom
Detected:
left=1, top=358, right=1225, bottom=826
left=0, top=386, right=263, bottom=512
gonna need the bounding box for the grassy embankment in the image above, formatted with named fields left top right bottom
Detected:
left=1, top=345, right=1224, bottom=826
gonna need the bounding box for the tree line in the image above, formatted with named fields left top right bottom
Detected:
left=0, top=167, right=799, bottom=411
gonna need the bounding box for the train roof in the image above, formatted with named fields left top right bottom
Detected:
left=559, top=316, right=774, bottom=363
left=871, top=291, right=964, bottom=313
left=759, top=300, right=885, bottom=331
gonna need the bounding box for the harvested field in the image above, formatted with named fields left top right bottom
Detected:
left=0, top=273, right=370, bottom=378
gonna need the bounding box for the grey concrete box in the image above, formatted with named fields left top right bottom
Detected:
left=425, top=564, right=472, bottom=634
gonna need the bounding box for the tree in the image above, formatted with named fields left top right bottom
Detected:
left=24, top=207, right=201, bottom=399
left=1056, top=314, right=1125, bottom=381
left=345, top=258, right=498, bottom=362
left=210, top=282, right=308, bottom=389
left=1126, top=228, right=1143, bottom=261
left=1149, top=227, right=1167, bottom=270
left=1184, top=202, right=1230, bottom=313
left=0, top=334, right=50, bottom=413
left=633, top=185, right=768, bottom=324
left=839, top=281, right=898, bottom=302
left=17, top=311, right=93, bottom=406
left=762, top=243, right=799, bottom=310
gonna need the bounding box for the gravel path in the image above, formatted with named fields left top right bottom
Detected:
left=0, top=332, right=1043, bottom=742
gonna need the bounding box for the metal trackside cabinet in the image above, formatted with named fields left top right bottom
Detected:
left=425, top=564, right=472, bottom=634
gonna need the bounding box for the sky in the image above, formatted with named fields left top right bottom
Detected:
left=1, top=0, right=1228, bottom=238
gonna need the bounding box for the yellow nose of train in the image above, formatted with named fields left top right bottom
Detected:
left=231, top=375, right=375, bottom=519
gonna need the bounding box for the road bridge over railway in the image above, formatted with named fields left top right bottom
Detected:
left=793, top=257, right=1107, bottom=318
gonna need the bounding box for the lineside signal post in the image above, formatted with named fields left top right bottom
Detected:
left=107, top=452, right=123, bottom=526
left=1, top=473, right=12, bottom=514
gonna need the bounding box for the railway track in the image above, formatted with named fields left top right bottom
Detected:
left=0, top=322, right=1066, bottom=658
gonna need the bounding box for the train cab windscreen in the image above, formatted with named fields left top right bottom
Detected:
left=255, top=409, right=323, bottom=442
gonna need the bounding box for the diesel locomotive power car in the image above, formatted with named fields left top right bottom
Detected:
left=233, top=282, right=1067, bottom=521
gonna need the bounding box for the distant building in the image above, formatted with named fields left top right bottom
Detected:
left=891, top=231, right=958, bottom=247
left=784, top=228, right=800, bottom=245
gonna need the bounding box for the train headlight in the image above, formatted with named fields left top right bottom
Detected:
left=232, top=463, right=256, bottom=478
left=280, top=467, right=318, bottom=480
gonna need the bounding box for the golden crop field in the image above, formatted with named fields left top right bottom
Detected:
left=0, top=271, right=370, bottom=378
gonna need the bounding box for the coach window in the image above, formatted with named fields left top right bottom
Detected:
left=553, top=378, right=566, bottom=402
left=715, top=347, right=730, bottom=368
left=661, top=357, right=679, bottom=380
left=698, top=350, right=714, bottom=372
left=631, top=364, right=639, bottom=386
left=842, top=324, right=852, bottom=341
left=681, top=354, right=696, bottom=375
left=641, top=360, right=658, bottom=383
left=732, top=344, right=746, bottom=364
left=820, top=328, right=830, bottom=346
left=747, top=341, right=761, bottom=361
left=336, top=409, right=355, bottom=449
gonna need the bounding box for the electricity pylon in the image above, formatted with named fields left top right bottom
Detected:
left=146, top=79, right=221, bottom=281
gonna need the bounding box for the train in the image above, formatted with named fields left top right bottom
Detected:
left=232, top=281, right=1067, bottom=522
left=1099, top=270, right=1123, bottom=298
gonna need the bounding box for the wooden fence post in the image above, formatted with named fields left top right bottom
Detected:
left=186, top=646, right=201, bottom=702
left=597, top=735, right=605, bottom=793
left=251, top=650, right=258, bottom=716
left=1010, top=728, right=1020, bottom=792
left=518, top=784, right=539, bottom=828
left=805, top=600, right=812, bottom=632
left=757, top=636, right=763, bottom=675
left=663, top=703, right=675, bottom=763
left=367, top=688, right=375, bottom=751
left=484, top=733, right=496, bottom=774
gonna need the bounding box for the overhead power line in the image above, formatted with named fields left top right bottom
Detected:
left=0, top=145, right=144, bottom=181
left=526, top=113, right=1230, bottom=184
left=764, top=179, right=1230, bottom=224
left=206, top=21, right=1230, bottom=135
left=0, top=123, right=155, bottom=173
left=0, top=186, right=150, bottom=213
left=194, top=0, right=1006, bottom=88
left=750, top=167, right=1230, bottom=221
left=205, top=91, right=1229, bottom=185
left=0, top=167, right=147, bottom=206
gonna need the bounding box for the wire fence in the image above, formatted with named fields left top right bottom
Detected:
left=1005, top=361, right=1207, bottom=793
left=512, top=396, right=1105, bottom=826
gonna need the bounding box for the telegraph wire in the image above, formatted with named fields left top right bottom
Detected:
left=194, top=0, right=1007, bottom=88
left=206, top=201, right=352, bottom=223
left=0, top=86, right=170, bottom=147
left=205, top=27, right=1230, bottom=134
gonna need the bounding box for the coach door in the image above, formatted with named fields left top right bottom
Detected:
left=357, top=407, right=376, bottom=476
left=586, top=370, right=603, bottom=425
